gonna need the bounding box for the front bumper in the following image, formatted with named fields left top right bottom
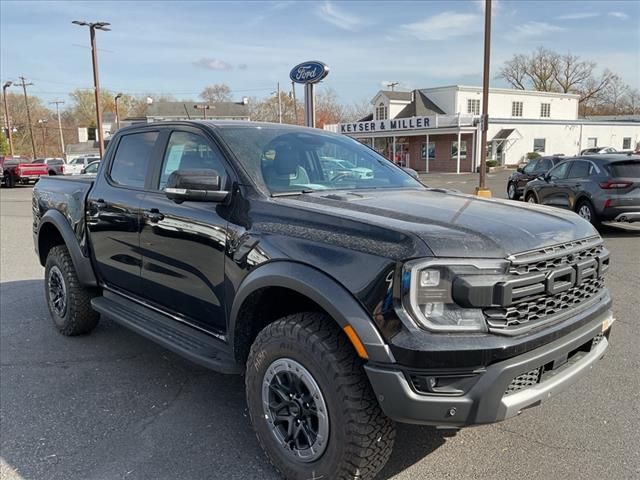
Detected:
left=365, top=309, right=612, bottom=427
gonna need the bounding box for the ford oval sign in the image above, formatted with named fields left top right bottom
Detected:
left=290, top=61, right=329, bottom=84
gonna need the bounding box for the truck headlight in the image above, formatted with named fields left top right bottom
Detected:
left=404, top=259, right=508, bottom=332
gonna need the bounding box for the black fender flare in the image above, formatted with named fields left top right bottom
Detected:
left=229, top=261, right=395, bottom=364
left=37, top=210, right=98, bottom=287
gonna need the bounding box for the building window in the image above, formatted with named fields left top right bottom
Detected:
left=421, top=142, right=435, bottom=160
left=587, top=137, right=597, bottom=148
left=511, top=101, right=523, bottom=117
left=540, top=103, right=550, bottom=118
left=376, top=102, right=388, bottom=120
left=533, top=138, right=546, bottom=153
left=623, top=137, right=632, bottom=149
left=451, top=140, right=467, bottom=158
left=467, top=99, right=480, bottom=115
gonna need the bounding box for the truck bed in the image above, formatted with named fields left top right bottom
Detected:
left=32, top=175, right=95, bottom=248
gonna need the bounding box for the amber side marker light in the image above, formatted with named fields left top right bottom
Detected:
left=343, top=325, right=369, bottom=360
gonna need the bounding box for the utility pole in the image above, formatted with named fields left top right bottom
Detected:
left=476, top=0, right=492, bottom=198
left=114, top=93, right=122, bottom=130
left=386, top=82, right=399, bottom=91
left=277, top=82, right=282, bottom=123
left=2, top=81, right=15, bottom=156
left=49, top=100, right=65, bottom=157
left=291, top=81, right=298, bottom=125
left=73, top=20, right=110, bottom=158
left=16, top=76, right=37, bottom=159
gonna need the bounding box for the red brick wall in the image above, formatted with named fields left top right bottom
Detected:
left=398, top=134, right=474, bottom=173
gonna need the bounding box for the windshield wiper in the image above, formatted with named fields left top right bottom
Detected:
left=271, top=189, right=316, bottom=197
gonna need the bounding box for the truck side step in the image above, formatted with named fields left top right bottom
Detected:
left=91, top=292, right=243, bottom=374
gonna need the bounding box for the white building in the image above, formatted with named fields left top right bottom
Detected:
left=325, top=85, right=640, bottom=173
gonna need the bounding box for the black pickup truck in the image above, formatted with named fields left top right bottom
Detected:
left=33, top=121, right=614, bottom=480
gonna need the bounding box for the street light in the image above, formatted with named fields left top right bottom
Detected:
left=193, top=104, right=211, bottom=120
left=2, top=81, right=15, bottom=156
left=72, top=20, right=111, bottom=158
left=38, top=119, right=48, bottom=158
left=114, top=93, right=122, bottom=130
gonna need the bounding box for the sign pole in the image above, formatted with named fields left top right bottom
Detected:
left=304, top=84, right=315, bottom=127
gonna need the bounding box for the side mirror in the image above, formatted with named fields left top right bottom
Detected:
left=402, top=167, right=419, bottom=179
left=516, top=166, right=524, bottom=173
left=165, top=169, right=228, bottom=202
left=80, top=168, right=86, bottom=174
left=537, top=174, right=548, bottom=182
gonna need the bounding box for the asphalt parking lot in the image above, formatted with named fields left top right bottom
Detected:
left=1, top=171, right=639, bottom=480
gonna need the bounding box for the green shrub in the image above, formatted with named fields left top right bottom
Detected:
left=486, top=159, right=498, bottom=168
left=526, top=152, right=541, bottom=160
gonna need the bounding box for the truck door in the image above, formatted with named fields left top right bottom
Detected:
left=87, top=129, right=161, bottom=295
left=138, top=128, right=231, bottom=333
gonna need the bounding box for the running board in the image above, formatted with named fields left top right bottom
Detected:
left=91, top=293, right=242, bottom=374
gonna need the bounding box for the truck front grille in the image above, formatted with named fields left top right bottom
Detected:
left=485, top=277, right=605, bottom=329
left=485, top=238, right=608, bottom=333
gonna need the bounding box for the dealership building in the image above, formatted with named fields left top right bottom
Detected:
left=324, top=86, right=640, bottom=173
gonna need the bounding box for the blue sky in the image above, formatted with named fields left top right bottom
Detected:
left=1, top=0, right=638, bottom=106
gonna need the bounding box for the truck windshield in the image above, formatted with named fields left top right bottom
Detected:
left=217, top=125, right=423, bottom=194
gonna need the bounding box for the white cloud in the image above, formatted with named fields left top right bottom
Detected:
left=511, top=21, right=565, bottom=39
left=608, top=11, right=629, bottom=19
left=399, top=11, right=483, bottom=41
left=192, top=58, right=233, bottom=70
left=555, top=12, right=599, bottom=20
left=315, top=1, right=365, bottom=31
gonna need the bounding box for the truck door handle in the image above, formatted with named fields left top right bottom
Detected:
left=144, top=208, right=164, bottom=223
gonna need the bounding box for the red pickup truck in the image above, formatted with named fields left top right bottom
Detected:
left=1, top=157, right=49, bottom=187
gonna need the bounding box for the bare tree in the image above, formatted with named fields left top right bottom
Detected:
left=525, top=47, right=559, bottom=92
left=249, top=92, right=300, bottom=124
left=498, top=54, right=528, bottom=90
left=553, top=53, right=595, bottom=93
left=200, top=84, right=233, bottom=103
left=498, top=47, right=626, bottom=115
left=344, top=99, right=372, bottom=122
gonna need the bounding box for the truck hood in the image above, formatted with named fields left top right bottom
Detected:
left=283, top=188, right=598, bottom=258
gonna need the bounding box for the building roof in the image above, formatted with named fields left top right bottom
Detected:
left=378, top=90, right=413, bottom=101
left=421, top=85, right=581, bottom=99
left=395, top=91, right=446, bottom=118
left=581, top=115, right=640, bottom=122
left=128, top=101, right=250, bottom=120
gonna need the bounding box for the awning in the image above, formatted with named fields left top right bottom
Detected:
left=492, top=128, right=515, bottom=140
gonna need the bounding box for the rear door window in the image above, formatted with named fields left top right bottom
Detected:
left=567, top=161, right=590, bottom=178
left=548, top=161, right=571, bottom=180
left=608, top=161, right=640, bottom=177
left=110, top=131, right=159, bottom=188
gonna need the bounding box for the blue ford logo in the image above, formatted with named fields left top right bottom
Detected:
left=289, top=61, right=329, bottom=84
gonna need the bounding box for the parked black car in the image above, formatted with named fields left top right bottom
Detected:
left=524, top=154, right=640, bottom=226
left=32, top=121, right=614, bottom=480
left=507, top=155, right=565, bottom=200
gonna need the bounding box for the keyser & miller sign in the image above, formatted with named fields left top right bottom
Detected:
left=339, top=115, right=435, bottom=134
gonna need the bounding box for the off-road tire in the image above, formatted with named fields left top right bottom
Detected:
left=246, top=312, right=395, bottom=480
left=44, top=245, right=99, bottom=335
